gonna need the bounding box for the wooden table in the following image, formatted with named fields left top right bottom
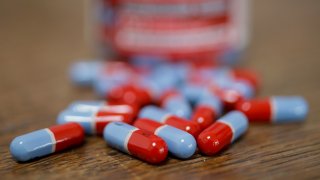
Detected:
left=1, top=1, right=320, bottom=179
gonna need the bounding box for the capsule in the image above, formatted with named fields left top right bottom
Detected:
left=134, top=119, right=196, bottom=159
left=57, top=110, right=133, bottom=135
left=210, top=79, right=255, bottom=111
left=192, top=93, right=223, bottom=130
left=150, top=64, right=180, bottom=90
left=197, top=111, right=248, bottom=155
left=180, top=84, right=205, bottom=104
left=235, top=96, right=308, bottom=123
left=232, top=69, right=260, bottom=91
left=67, top=100, right=138, bottom=117
left=10, top=123, right=84, bottom=162
left=69, top=60, right=102, bottom=86
left=103, top=122, right=168, bottom=164
left=139, top=106, right=201, bottom=137
left=107, top=84, right=153, bottom=107
left=92, top=61, right=137, bottom=96
left=160, top=90, right=192, bottom=119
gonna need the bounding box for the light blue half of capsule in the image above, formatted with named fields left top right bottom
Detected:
left=68, top=100, right=105, bottom=112
left=199, top=68, right=232, bottom=84
left=163, top=96, right=192, bottom=119
left=151, top=65, right=179, bottom=90
left=57, top=110, right=94, bottom=134
left=180, top=84, right=204, bottom=104
left=138, top=77, right=162, bottom=100
left=69, top=60, right=103, bottom=86
left=218, top=111, right=249, bottom=143
left=197, top=91, right=223, bottom=116
left=230, top=79, right=255, bottom=99
left=139, top=106, right=169, bottom=123
left=10, top=129, right=54, bottom=162
left=271, top=96, right=309, bottom=123
left=155, top=125, right=196, bottom=159
left=103, top=122, right=137, bottom=153
left=93, top=75, right=124, bottom=97
left=170, top=63, right=191, bottom=85
left=210, top=74, right=234, bottom=89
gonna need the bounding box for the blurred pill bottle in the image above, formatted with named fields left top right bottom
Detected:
left=88, top=0, right=250, bottom=65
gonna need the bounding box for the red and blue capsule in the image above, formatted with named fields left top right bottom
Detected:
left=209, top=78, right=255, bottom=111
left=192, top=92, right=223, bottom=130
left=103, top=122, right=168, bottom=164
left=235, top=96, right=308, bottom=123
left=160, top=90, right=192, bottom=119
left=134, top=119, right=196, bottom=159
left=67, top=100, right=138, bottom=115
left=197, top=111, right=248, bottom=155
left=139, top=106, right=201, bottom=137
left=10, top=123, right=84, bottom=162
left=57, top=109, right=133, bottom=135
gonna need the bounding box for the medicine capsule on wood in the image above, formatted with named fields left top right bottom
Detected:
left=134, top=118, right=196, bottom=159
left=235, top=96, right=308, bottom=123
left=67, top=100, right=138, bottom=119
left=68, top=100, right=137, bottom=113
left=57, top=110, right=133, bottom=135
left=10, top=123, right=84, bottom=162
left=139, top=106, right=201, bottom=137
left=103, top=122, right=168, bottom=164
left=107, top=84, right=152, bottom=107
left=192, top=93, right=223, bottom=130
left=160, top=90, right=192, bottom=119
left=197, top=111, right=248, bottom=155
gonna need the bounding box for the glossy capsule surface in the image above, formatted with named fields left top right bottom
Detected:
left=134, top=119, right=196, bottom=159
left=209, top=79, right=254, bottom=111
left=139, top=106, right=201, bottom=137
left=192, top=93, right=223, bottom=130
left=103, top=122, right=168, bottom=164
left=57, top=110, right=133, bottom=135
left=160, top=90, right=192, bottom=119
left=68, top=100, right=138, bottom=117
left=10, top=123, right=84, bottom=162
left=235, top=96, right=308, bottom=123
left=197, top=111, right=248, bottom=155
left=107, top=84, right=152, bottom=107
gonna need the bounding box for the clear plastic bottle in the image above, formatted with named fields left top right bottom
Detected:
left=92, top=0, right=250, bottom=64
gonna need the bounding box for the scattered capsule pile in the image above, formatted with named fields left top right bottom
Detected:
left=10, top=60, right=309, bottom=164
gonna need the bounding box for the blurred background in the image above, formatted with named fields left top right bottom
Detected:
left=0, top=0, right=319, bottom=126
left=0, top=0, right=320, bottom=179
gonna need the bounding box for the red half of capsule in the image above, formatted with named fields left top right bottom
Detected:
left=48, top=122, right=85, bottom=152
left=210, top=87, right=244, bottom=112
left=133, top=118, right=162, bottom=133
left=191, top=105, right=216, bottom=130
left=96, top=110, right=136, bottom=124
left=107, top=84, right=153, bottom=107
left=164, top=115, right=201, bottom=138
left=128, top=129, right=168, bottom=164
left=197, top=122, right=233, bottom=156
left=232, top=69, right=260, bottom=91
left=100, top=103, right=140, bottom=117
left=235, top=99, right=272, bottom=122
left=159, top=89, right=179, bottom=105
left=94, top=113, right=129, bottom=135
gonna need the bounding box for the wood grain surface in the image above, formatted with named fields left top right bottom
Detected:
left=1, top=0, right=320, bottom=179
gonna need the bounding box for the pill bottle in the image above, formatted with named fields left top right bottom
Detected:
left=90, top=0, right=250, bottom=65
